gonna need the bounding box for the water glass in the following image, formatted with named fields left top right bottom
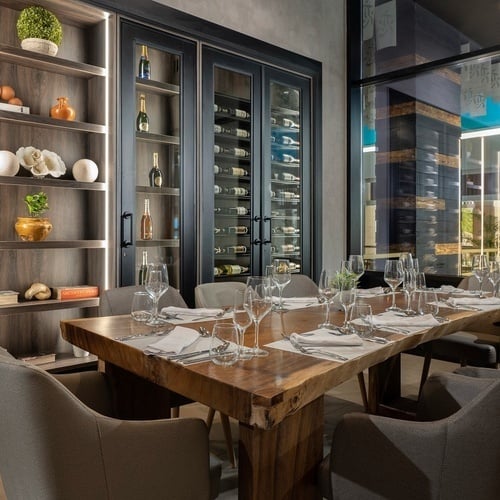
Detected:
left=349, top=303, right=373, bottom=338
left=210, top=322, right=239, bottom=366
left=417, top=290, right=439, bottom=317
left=130, top=291, right=153, bottom=322
left=233, top=290, right=253, bottom=360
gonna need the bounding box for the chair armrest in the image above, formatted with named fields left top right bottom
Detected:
left=96, top=416, right=213, bottom=500
left=329, top=413, right=447, bottom=499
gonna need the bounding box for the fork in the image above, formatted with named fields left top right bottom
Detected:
left=287, top=335, right=348, bottom=361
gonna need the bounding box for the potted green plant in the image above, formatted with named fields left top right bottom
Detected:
left=14, top=191, right=53, bottom=241
left=17, top=6, right=63, bottom=56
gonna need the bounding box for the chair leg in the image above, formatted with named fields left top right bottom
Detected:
left=206, top=407, right=215, bottom=431
left=418, top=350, right=432, bottom=400
left=220, top=412, right=237, bottom=468
left=357, top=372, right=369, bottom=412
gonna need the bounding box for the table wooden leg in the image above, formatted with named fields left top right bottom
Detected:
left=368, top=355, right=402, bottom=414
left=238, top=397, right=323, bottom=500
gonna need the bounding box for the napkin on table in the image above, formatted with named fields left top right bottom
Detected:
left=145, top=326, right=199, bottom=355
left=161, top=306, right=224, bottom=317
left=372, top=313, right=440, bottom=328
left=356, top=287, right=386, bottom=297
left=291, top=329, right=363, bottom=347
left=447, top=297, right=500, bottom=306
left=279, top=296, right=319, bottom=303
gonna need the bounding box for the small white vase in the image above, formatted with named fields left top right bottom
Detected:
left=72, top=159, right=99, bottom=182
left=21, top=38, right=58, bottom=56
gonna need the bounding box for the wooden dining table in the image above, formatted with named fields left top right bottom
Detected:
left=60, top=293, right=500, bottom=499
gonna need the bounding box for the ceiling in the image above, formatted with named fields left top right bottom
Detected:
left=416, top=0, right=500, bottom=48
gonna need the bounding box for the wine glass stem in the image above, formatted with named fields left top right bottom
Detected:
left=324, top=300, right=330, bottom=325
left=278, top=288, right=284, bottom=309
left=391, top=288, right=396, bottom=308
left=343, top=306, right=348, bottom=328
left=253, top=320, right=260, bottom=352
left=151, top=297, right=159, bottom=321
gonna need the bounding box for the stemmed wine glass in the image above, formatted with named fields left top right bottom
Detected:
left=472, top=254, right=489, bottom=297
left=233, top=290, right=253, bottom=360
left=244, top=277, right=273, bottom=357
left=272, top=259, right=292, bottom=311
left=338, top=281, right=356, bottom=333
left=384, top=260, right=404, bottom=311
left=144, top=263, right=169, bottom=326
left=488, top=260, right=500, bottom=297
left=348, top=255, right=365, bottom=286
left=318, top=269, right=339, bottom=329
left=399, top=253, right=416, bottom=313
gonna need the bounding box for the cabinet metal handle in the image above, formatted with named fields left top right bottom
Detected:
left=121, top=211, right=133, bottom=247
left=252, top=238, right=262, bottom=245
left=253, top=216, right=261, bottom=222
left=262, top=239, right=271, bottom=245
left=263, top=216, right=272, bottom=222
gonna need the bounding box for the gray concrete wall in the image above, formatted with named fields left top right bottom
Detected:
left=153, top=0, right=346, bottom=270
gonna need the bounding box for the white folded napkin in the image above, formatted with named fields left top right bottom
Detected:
left=280, top=296, right=319, bottom=303
left=291, top=329, right=363, bottom=347
left=356, top=287, right=385, bottom=297
left=372, top=312, right=440, bottom=327
left=439, top=285, right=463, bottom=293
left=161, top=306, right=224, bottom=317
left=146, top=326, right=199, bottom=355
left=448, top=297, right=500, bottom=306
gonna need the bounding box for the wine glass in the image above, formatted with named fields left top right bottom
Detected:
left=472, top=254, right=489, bottom=297
left=145, top=263, right=169, bottom=326
left=317, top=269, right=339, bottom=329
left=233, top=289, right=253, bottom=360
left=488, top=260, right=500, bottom=297
left=244, top=277, right=273, bottom=357
left=348, top=254, right=365, bottom=285
left=384, top=260, right=404, bottom=311
left=401, top=268, right=417, bottom=314
left=399, top=252, right=414, bottom=272
left=338, top=282, right=356, bottom=333
left=272, top=259, right=292, bottom=311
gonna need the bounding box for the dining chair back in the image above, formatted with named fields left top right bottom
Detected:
left=321, top=371, right=500, bottom=500
left=281, top=274, right=319, bottom=297
left=99, top=284, right=187, bottom=316
left=0, top=347, right=216, bottom=500
left=195, top=281, right=246, bottom=308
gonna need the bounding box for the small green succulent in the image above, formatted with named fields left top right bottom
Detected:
left=332, top=269, right=358, bottom=289
left=17, top=6, right=63, bottom=46
left=24, top=192, right=49, bottom=217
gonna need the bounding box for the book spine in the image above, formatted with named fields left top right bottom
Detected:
left=54, top=287, right=99, bottom=300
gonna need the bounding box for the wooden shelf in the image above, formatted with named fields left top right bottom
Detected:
left=136, top=185, right=180, bottom=196
left=0, top=109, right=106, bottom=134
left=0, top=240, right=106, bottom=250
left=0, top=43, right=106, bottom=78
left=0, top=175, right=106, bottom=191
left=136, top=131, right=180, bottom=145
left=0, top=297, right=99, bottom=314
left=44, top=353, right=98, bottom=374
left=136, top=78, right=179, bottom=96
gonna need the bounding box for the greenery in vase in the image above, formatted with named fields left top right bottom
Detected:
left=17, top=6, right=63, bottom=45
left=24, top=192, right=49, bottom=218
left=332, top=269, right=358, bottom=289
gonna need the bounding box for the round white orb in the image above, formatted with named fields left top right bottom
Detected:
left=72, top=159, right=99, bottom=182
left=0, top=150, right=20, bottom=176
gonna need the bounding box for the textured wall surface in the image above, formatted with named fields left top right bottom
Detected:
left=153, top=0, right=346, bottom=269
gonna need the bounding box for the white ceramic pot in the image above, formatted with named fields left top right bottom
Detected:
left=21, top=38, right=58, bottom=56
left=72, top=159, right=99, bottom=182
left=0, top=150, right=20, bottom=176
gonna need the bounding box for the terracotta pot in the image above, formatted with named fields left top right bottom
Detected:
left=50, top=97, right=76, bottom=121
left=14, top=217, right=52, bottom=242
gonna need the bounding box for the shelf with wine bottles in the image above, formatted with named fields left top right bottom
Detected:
left=136, top=186, right=180, bottom=196
left=271, top=179, right=300, bottom=187
left=136, top=239, right=180, bottom=248
left=271, top=106, right=300, bottom=117
left=136, top=131, right=180, bottom=145
left=135, top=78, right=180, bottom=97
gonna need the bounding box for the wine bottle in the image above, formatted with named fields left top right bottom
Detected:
left=149, top=152, right=163, bottom=187
left=230, top=108, right=250, bottom=119
left=272, top=226, right=300, bottom=234
left=138, top=45, right=151, bottom=79
left=281, top=118, right=300, bottom=128
left=140, top=198, right=153, bottom=240
left=214, top=266, right=223, bottom=277
left=219, top=264, right=249, bottom=275
left=214, top=184, right=223, bottom=194
left=226, top=225, right=249, bottom=234
left=272, top=152, right=299, bottom=163
left=225, top=245, right=247, bottom=254
left=214, top=103, right=230, bottom=114
left=136, top=94, right=149, bottom=132
left=281, top=172, right=300, bottom=181
left=229, top=127, right=250, bottom=138
left=214, top=246, right=226, bottom=254
left=277, top=190, right=300, bottom=199
left=214, top=124, right=231, bottom=134
left=138, top=250, right=148, bottom=285
left=225, top=186, right=249, bottom=196
left=228, top=206, right=249, bottom=215
left=280, top=136, right=300, bottom=146
left=275, top=244, right=299, bottom=253
left=214, top=164, right=221, bottom=174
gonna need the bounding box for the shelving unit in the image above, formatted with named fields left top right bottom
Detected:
left=0, top=0, right=115, bottom=370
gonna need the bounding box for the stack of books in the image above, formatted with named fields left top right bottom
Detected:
left=51, top=285, right=99, bottom=300
left=0, top=290, right=19, bottom=305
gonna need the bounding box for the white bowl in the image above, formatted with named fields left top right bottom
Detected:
left=72, top=158, right=99, bottom=182
left=0, top=150, right=20, bottom=176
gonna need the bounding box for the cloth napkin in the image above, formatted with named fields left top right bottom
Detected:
left=447, top=297, right=500, bottom=306
left=356, top=287, right=386, bottom=297
left=291, top=329, right=363, bottom=347
left=278, top=296, right=319, bottom=303
left=145, top=326, right=199, bottom=355
left=161, top=306, right=224, bottom=317
left=372, top=312, right=440, bottom=328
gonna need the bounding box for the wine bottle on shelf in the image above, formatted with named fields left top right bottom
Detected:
left=214, top=124, right=230, bottom=134
left=225, top=245, right=248, bottom=254
left=228, top=206, right=249, bottom=215
left=138, top=250, right=148, bottom=285
left=271, top=152, right=299, bottom=163
left=214, top=246, right=226, bottom=254
left=214, top=103, right=230, bottom=114
left=138, top=45, right=151, bottom=79
left=136, top=94, right=149, bottom=132
left=272, top=226, right=300, bottom=234
left=280, top=172, right=300, bottom=181
left=226, top=225, right=249, bottom=234
left=228, top=127, right=250, bottom=138
left=272, top=244, right=300, bottom=254
left=214, top=184, right=223, bottom=194
left=218, top=264, right=249, bottom=276
left=280, top=118, right=300, bottom=128
left=140, top=198, right=153, bottom=240
left=279, top=136, right=300, bottom=146
left=225, top=186, right=249, bottom=196
left=277, top=190, right=300, bottom=199
left=149, top=152, right=163, bottom=187
left=216, top=166, right=248, bottom=176
left=230, top=108, right=250, bottom=119
left=214, top=266, right=223, bottom=277
left=288, top=263, right=301, bottom=271
left=214, top=145, right=250, bottom=158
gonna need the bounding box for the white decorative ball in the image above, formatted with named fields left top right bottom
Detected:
left=0, top=150, right=20, bottom=176
left=72, top=159, right=99, bottom=182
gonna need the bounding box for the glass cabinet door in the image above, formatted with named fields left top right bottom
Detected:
left=120, top=22, right=196, bottom=303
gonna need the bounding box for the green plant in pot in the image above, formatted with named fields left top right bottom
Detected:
left=14, top=191, right=53, bottom=242
left=17, top=6, right=63, bottom=56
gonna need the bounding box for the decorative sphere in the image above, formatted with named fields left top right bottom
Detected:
left=72, top=158, right=98, bottom=182
left=0, top=150, right=20, bottom=176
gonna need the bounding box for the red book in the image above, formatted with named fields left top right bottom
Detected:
left=51, top=286, right=99, bottom=300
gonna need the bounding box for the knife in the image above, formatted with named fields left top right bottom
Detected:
left=168, top=349, right=210, bottom=360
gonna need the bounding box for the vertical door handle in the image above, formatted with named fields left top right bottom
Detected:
left=121, top=211, right=133, bottom=247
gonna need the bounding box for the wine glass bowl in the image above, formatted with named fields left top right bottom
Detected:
left=318, top=269, right=338, bottom=329
left=348, top=254, right=365, bottom=284
left=472, top=254, right=489, bottom=297
left=272, top=259, right=292, bottom=311
left=209, top=322, right=239, bottom=366
left=233, top=289, right=253, bottom=360
left=384, top=260, right=404, bottom=311
left=145, top=263, right=169, bottom=326
left=338, top=283, right=356, bottom=333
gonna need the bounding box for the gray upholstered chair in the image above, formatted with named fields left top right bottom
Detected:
left=0, top=347, right=219, bottom=500
left=282, top=273, right=319, bottom=297
left=320, top=371, right=500, bottom=500
left=195, top=281, right=247, bottom=309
